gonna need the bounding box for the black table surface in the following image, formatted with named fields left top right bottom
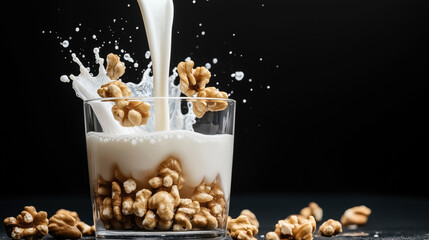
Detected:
left=1, top=193, right=428, bottom=239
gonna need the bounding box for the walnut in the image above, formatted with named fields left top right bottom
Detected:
left=112, top=100, right=151, bottom=127
left=341, top=205, right=371, bottom=226
left=123, top=178, right=137, bottom=194
left=106, top=53, right=126, bottom=80
left=76, top=221, right=95, bottom=236
left=191, top=207, right=218, bottom=230
left=112, top=181, right=123, bottom=222
left=273, top=215, right=299, bottom=239
left=149, top=157, right=185, bottom=190
left=319, top=219, right=342, bottom=237
left=266, top=215, right=316, bottom=240
left=292, top=220, right=314, bottom=240
left=101, top=197, right=113, bottom=221
left=133, top=189, right=152, bottom=217
left=142, top=210, right=157, bottom=230
left=239, top=209, right=259, bottom=228
left=148, top=185, right=180, bottom=224
left=54, top=209, right=94, bottom=236
left=97, top=80, right=131, bottom=99
left=191, top=182, right=214, bottom=203
left=193, top=87, right=229, bottom=118
left=173, top=199, right=200, bottom=230
left=300, top=202, right=323, bottom=222
left=178, top=60, right=211, bottom=97
left=265, top=231, right=280, bottom=240
left=227, top=215, right=258, bottom=240
left=3, top=206, right=49, bottom=240
left=48, top=213, right=82, bottom=239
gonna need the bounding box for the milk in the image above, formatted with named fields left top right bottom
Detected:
left=136, top=0, right=174, bottom=131
left=87, top=130, right=234, bottom=198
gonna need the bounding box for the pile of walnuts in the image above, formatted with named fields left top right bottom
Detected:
left=95, top=156, right=227, bottom=231
left=3, top=207, right=94, bottom=240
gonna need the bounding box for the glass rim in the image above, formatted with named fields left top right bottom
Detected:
left=84, top=96, right=236, bottom=104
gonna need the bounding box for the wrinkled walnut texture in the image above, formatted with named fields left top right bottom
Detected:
left=106, top=53, right=126, bottom=80
left=341, top=205, right=371, bottom=226
left=48, top=213, right=82, bottom=239
left=177, top=60, right=210, bottom=97
left=319, top=219, right=342, bottom=236
left=266, top=215, right=316, bottom=240
left=227, top=215, right=258, bottom=240
left=3, top=206, right=49, bottom=240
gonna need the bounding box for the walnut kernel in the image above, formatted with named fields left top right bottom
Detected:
left=111, top=100, right=151, bottom=127
left=319, top=219, right=342, bottom=237
left=227, top=215, right=258, bottom=240
left=341, top=205, right=371, bottom=226
left=106, top=53, right=126, bottom=80
left=178, top=60, right=211, bottom=97
left=300, top=202, right=323, bottom=222
left=48, top=213, right=82, bottom=239
left=3, top=206, right=49, bottom=240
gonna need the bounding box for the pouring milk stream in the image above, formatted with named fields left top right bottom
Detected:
left=136, top=0, right=174, bottom=131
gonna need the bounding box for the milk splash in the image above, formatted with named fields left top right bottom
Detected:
left=62, top=48, right=196, bottom=134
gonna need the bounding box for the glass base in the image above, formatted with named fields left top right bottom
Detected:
left=96, top=229, right=228, bottom=239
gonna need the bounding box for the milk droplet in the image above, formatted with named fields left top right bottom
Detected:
left=201, top=31, right=206, bottom=35
left=60, top=40, right=69, bottom=48
left=145, top=51, right=151, bottom=59
left=92, top=34, right=97, bottom=39
left=234, top=71, right=244, bottom=81
left=60, top=75, right=70, bottom=83
left=205, top=63, right=211, bottom=69
left=267, top=85, right=271, bottom=89
left=124, top=53, right=134, bottom=62
left=243, top=99, right=247, bottom=103
left=212, top=58, right=218, bottom=64
left=134, top=62, right=139, bottom=68
left=75, top=27, right=80, bottom=32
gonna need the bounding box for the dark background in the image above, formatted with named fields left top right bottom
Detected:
left=3, top=0, right=428, bottom=198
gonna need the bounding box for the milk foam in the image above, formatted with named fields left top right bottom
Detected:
left=87, top=130, right=234, bottom=198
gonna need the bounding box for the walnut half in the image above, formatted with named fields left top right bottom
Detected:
left=319, top=219, right=342, bottom=236
left=48, top=213, right=82, bottom=239
left=341, top=205, right=371, bottom=226
left=3, top=206, right=49, bottom=240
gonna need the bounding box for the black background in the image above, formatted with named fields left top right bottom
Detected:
left=3, top=0, right=428, bottom=198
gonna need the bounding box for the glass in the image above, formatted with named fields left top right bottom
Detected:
left=83, top=97, right=236, bottom=239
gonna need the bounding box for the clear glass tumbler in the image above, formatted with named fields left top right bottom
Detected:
left=83, top=97, right=236, bottom=239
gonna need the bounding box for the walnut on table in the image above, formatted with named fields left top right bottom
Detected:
left=341, top=205, right=371, bottom=226
left=319, top=219, right=342, bottom=237
left=226, top=215, right=258, bottom=240
left=239, top=209, right=259, bottom=229
left=3, top=206, right=49, bottom=240
left=300, top=202, right=323, bottom=222
left=54, top=209, right=95, bottom=236
left=265, top=215, right=316, bottom=240
left=48, top=213, right=82, bottom=239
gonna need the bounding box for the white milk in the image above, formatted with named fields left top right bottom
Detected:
left=136, top=0, right=174, bottom=131
left=87, top=130, right=234, bottom=198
